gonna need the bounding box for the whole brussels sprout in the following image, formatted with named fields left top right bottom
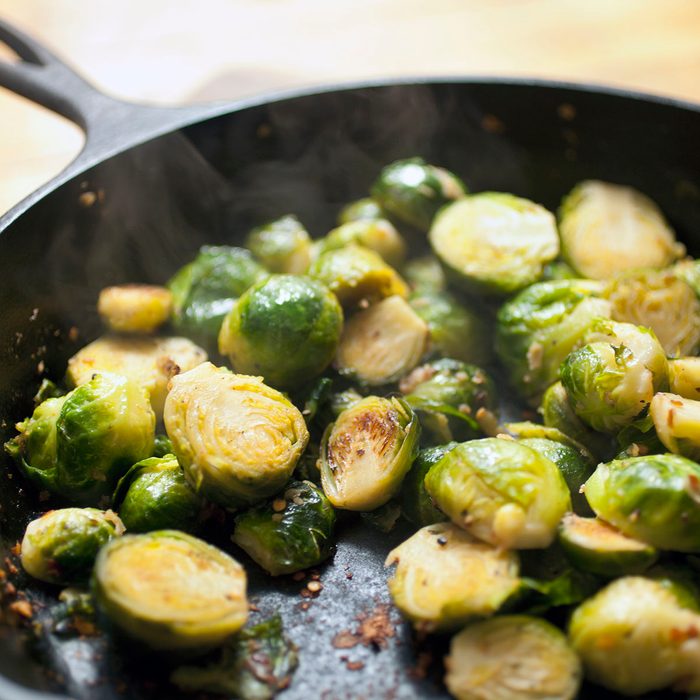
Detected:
left=98, top=284, right=172, bottom=334
left=558, top=180, right=685, bottom=279
left=495, top=279, right=610, bottom=402
left=669, top=357, right=700, bottom=401
left=318, top=219, right=406, bottom=268
left=21, top=508, right=124, bottom=585
left=429, top=193, right=560, bottom=296
left=319, top=396, right=419, bottom=511
left=219, top=275, right=343, bottom=390
left=371, top=157, right=466, bottom=230
left=93, top=530, right=248, bottom=651
left=425, top=438, right=571, bottom=549
left=232, top=480, right=335, bottom=576
left=164, top=363, right=309, bottom=509
left=113, top=455, right=202, bottom=533
left=245, top=214, right=312, bottom=274
left=337, top=197, right=383, bottom=224
left=402, top=255, right=446, bottom=293
left=561, top=319, right=669, bottom=433
left=650, top=392, right=700, bottom=461
left=6, top=372, right=155, bottom=504
left=569, top=576, right=700, bottom=695
left=584, top=454, right=700, bottom=551
left=385, top=523, right=520, bottom=632
left=445, top=616, right=582, bottom=700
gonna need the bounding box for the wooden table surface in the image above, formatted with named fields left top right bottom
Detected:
left=1, top=0, right=699, bottom=215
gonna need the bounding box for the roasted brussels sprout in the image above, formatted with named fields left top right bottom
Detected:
left=245, top=214, right=312, bottom=274
left=560, top=319, right=669, bottom=433
left=445, top=616, right=582, bottom=700
left=335, top=295, right=429, bottom=386
left=232, top=480, right=335, bottom=576
left=385, top=523, right=519, bottom=632
left=558, top=180, right=685, bottom=279
left=218, top=274, right=343, bottom=390
left=402, top=254, right=446, bottom=292
left=569, top=576, right=700, bottom=695
left=66, top=334, right=207, bottom=420
left=164, top=363, right=309, bottom=509
left=424, top=438, right=571, bottom=549
left=669, top=357, right=700, bottom=400
left=93, top=530, right=248, bottom=651
left=113, top=455, right=202, bottom=533
left=21, top=508, right=124, bottom=585
left=584, top=454, right=700, bottom=552
left=495, top=279, right=610, bottom=401
left=320, top=396, right=419, bottom=511
left=98, top=284, right=172, bottom=334
left=337, top=197, right=383, bottom=224
left=371, top=157, right=466, bottom=230
left=318, top=219, right=406, bottom=268
left=673, top=257, right=700, bottom=297
left=430, top=193, right=560, bottom=296
left=650, top=392, right=700, bottom=460
left=6, top=372, right=155, bottom=504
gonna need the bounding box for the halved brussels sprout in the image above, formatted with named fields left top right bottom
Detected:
left=164, top=363, right=309, bottom=509
left=603, top=269, right=700, bottom=356
left=97, top=284, right=172, bottom=334
left=429, top=193, right=559, bottom=296
left=337, top=197, right=383, bottom=224
left=584, top=454, right=700, bottom=552
left=402, top=255, right=446, bottom=292
left=372, top=157, right=466, bottom=230
left=308, top=244, right=408, bottom=308
left=318, top=219, right=406, bottom=268
left=650, top=392, right=700, bottom=461
left=569, top=576, right=700, bottom=695
left=232, top=480, right=335, bottom=576
left=558, top=180, right=685, bottom=279
left=93, top=530, right=248, bottom=651
left=669, top=357, right=700, bottom=400
left=445, top=616, right=582, bottom=700
left=21, top=508, right=124, bottom=585
left=319, top=396, right=419, bottom=511
left=560, top=319, right=669, bottom=433
left=615, top=411, right=666, bottom=460
left=495, top=279, right=610, bottom=401
left=424, top=438, right=571, bottom=549
left=558, top=514, right=658, bottom=577
left=66, top=334, right=207, bottom=420
left=113, top=455, right=202, bottom=533
left=335, top=295, right=429, bottom=386
left=245, top=214, right=312, bottom=274
left=385, top=523, right=519, bottom=632
left=6, top=372, right=155, bottom=504
left=218, top=274, right=343, bottom=390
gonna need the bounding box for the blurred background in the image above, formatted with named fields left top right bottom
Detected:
left=1, top=0, right=699, bottom=215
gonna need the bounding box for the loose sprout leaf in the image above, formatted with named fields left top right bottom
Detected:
left=360, top=500, right=402, bottom=533
left=245, top=214, right=312, bottom=275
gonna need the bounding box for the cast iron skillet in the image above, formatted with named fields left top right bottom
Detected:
left=1, top=18, right=700, bottom=700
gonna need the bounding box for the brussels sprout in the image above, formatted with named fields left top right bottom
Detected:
left=245, top=214, right=312, bottom=274
left=400, top=359, right=495, bottom=444
left=66, top=334, right=207, bottom=420
left=152, top=433, right=174, bottom=458
left=232, top=481, right=335, bottom=576
left=541, top=259, right=578, bottom=281
left=308, top=245, right=408, bottom=308
left=218, top=275, right=343, bottom=390
left=603, top=268, right=700, bottom=356
left=113, top=455, right=202, bottom=533
left=650, top=392, right=700, bottom=461
left=400, top=443, right=455, bottom=527
left=558, top=514, right=658, bottom=577
left=673, top=258, right=700, bottom=297
left=97, top=284, right=173, bottom=334
left=669, top=357, right=700, bottom=401
left=425, top=438, right=571, bottom=549
left=164, top=363, right=309, bottom=509
left=445, top=616, right=582, bottom=700
left=503, top=421, right=593, bottom=459
left=569, top=576, right=700, bottom=695
left=319, top=396, right=419, bottom=511
left=371, top=157, right=466, bottom=230
left=167, top=245, right=267, bottom=346
left=514, top=567, right=601, bottom=615
left=385, top=523, right=519, bottom=632
left=402, top=254, right=446, bottom=292
left=6, top=372, right=155, bottom=504
left=21, top=508, right=124, bottom=585
left=409, top=289, right=491, bottom=366
left=495, top=279, right=610, bottom=401
left=93, top=530, right=248, bottom=651
left=584, top=454, right=700, bottom=552
left=33, top=378, right=65, bottom=405
left=337, top=197, right=383, bottom=224
left=335, top=295, right=429, bottom=386
left=318, top=219, right=406, bottom=268
left=561, top=319, right=669, bottom=433
left=558, top=180, right=685, bottom=279
left=429, top=193, right=560, bottom=296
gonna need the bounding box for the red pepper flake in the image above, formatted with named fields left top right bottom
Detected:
left=332, top=630, right=360, bottom=649
left=4, top=582, right=16, bottom=597
left=10, top=542, right=21, bottom=557
left=345, top=660, right=365, bottom=671
left=249, top=603, right=260, bottom=612
left=307, top=581, right=323, bottom=594
left=4, top=558, right=17, bottom=575
left=345, top=570, right=353, bottom=580
left=292, top=571, right=306, bottom=582
left=9, top=600, right=32, bottom=618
